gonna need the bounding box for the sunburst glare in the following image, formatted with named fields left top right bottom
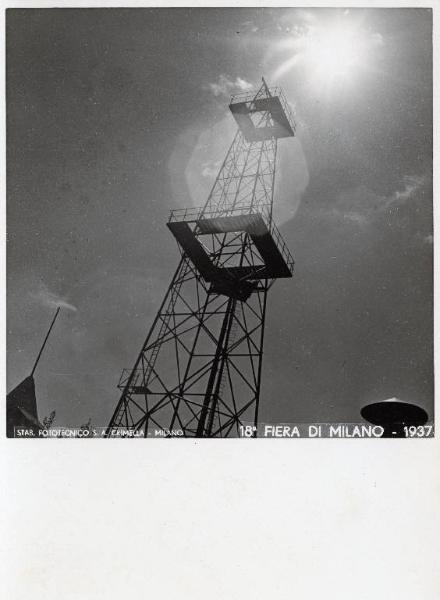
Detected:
left=272, top=13, right=383, bottom=94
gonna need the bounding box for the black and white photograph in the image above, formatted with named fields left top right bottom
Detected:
left=6, top=6, right=433, bottom=438
left=2, top=4, right=440, bottom=600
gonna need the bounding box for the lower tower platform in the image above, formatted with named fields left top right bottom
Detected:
left=167, top=206, right=294, bottom=300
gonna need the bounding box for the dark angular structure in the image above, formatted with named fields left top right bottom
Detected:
left=107, top=79, right=296, bottom=437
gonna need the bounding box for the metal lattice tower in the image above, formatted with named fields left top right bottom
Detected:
left=107, top=79, right=296, bottom=437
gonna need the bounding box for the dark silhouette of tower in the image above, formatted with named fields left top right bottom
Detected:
left=107, top=79, right=296, bottom=437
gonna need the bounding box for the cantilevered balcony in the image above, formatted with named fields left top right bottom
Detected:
left=229, top=86, right=296, bottom=142
left=167, top=205, right=294, bottom=299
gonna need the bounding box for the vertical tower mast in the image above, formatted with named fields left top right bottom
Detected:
left=107, top=80, right=296, bottom=437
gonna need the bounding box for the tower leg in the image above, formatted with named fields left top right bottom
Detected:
left=108, top=252, right=270, bottom=437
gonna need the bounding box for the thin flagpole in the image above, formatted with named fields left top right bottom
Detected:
left=30, top=307, right=60, bottom=377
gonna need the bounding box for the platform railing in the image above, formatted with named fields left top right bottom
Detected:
left=168, top=206, right=204, bottom=223
left=169, top=203, right=271, bottom=222
left=229, top=86, right=296, bottom=135
left=276, top=91, right=297, bottom=135
left=118, top=368, right=143, bottom=390
left=168, top=205, right=294, bottom=274
left=269, top=220, right=295, bottom=273
left=230, top=86, right=283, bottom=104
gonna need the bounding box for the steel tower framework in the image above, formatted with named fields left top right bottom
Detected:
left=107, top=79, right=296, bottom=437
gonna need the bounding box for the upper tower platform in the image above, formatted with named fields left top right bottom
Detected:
left=229, top=81, right=296, bottom=143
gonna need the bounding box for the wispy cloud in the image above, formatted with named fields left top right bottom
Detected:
left=203, top=74, right=253, bottom=98
left=387, top=174, right=426, bottom=207
left=31, top=282, right=77, bottom=312
left=327, top=174, right=428, bottom=228
left=238, top=20, right=259, bottom=34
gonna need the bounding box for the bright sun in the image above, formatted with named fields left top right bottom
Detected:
left=304, top=24, right=366, bottom=84
left=272, top=14, right=382, bottom=93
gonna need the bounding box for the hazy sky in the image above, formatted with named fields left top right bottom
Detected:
left=7, top=8, right=433, bottom=428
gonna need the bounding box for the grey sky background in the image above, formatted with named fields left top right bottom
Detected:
left=7, top=8, right=433, bottom=428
